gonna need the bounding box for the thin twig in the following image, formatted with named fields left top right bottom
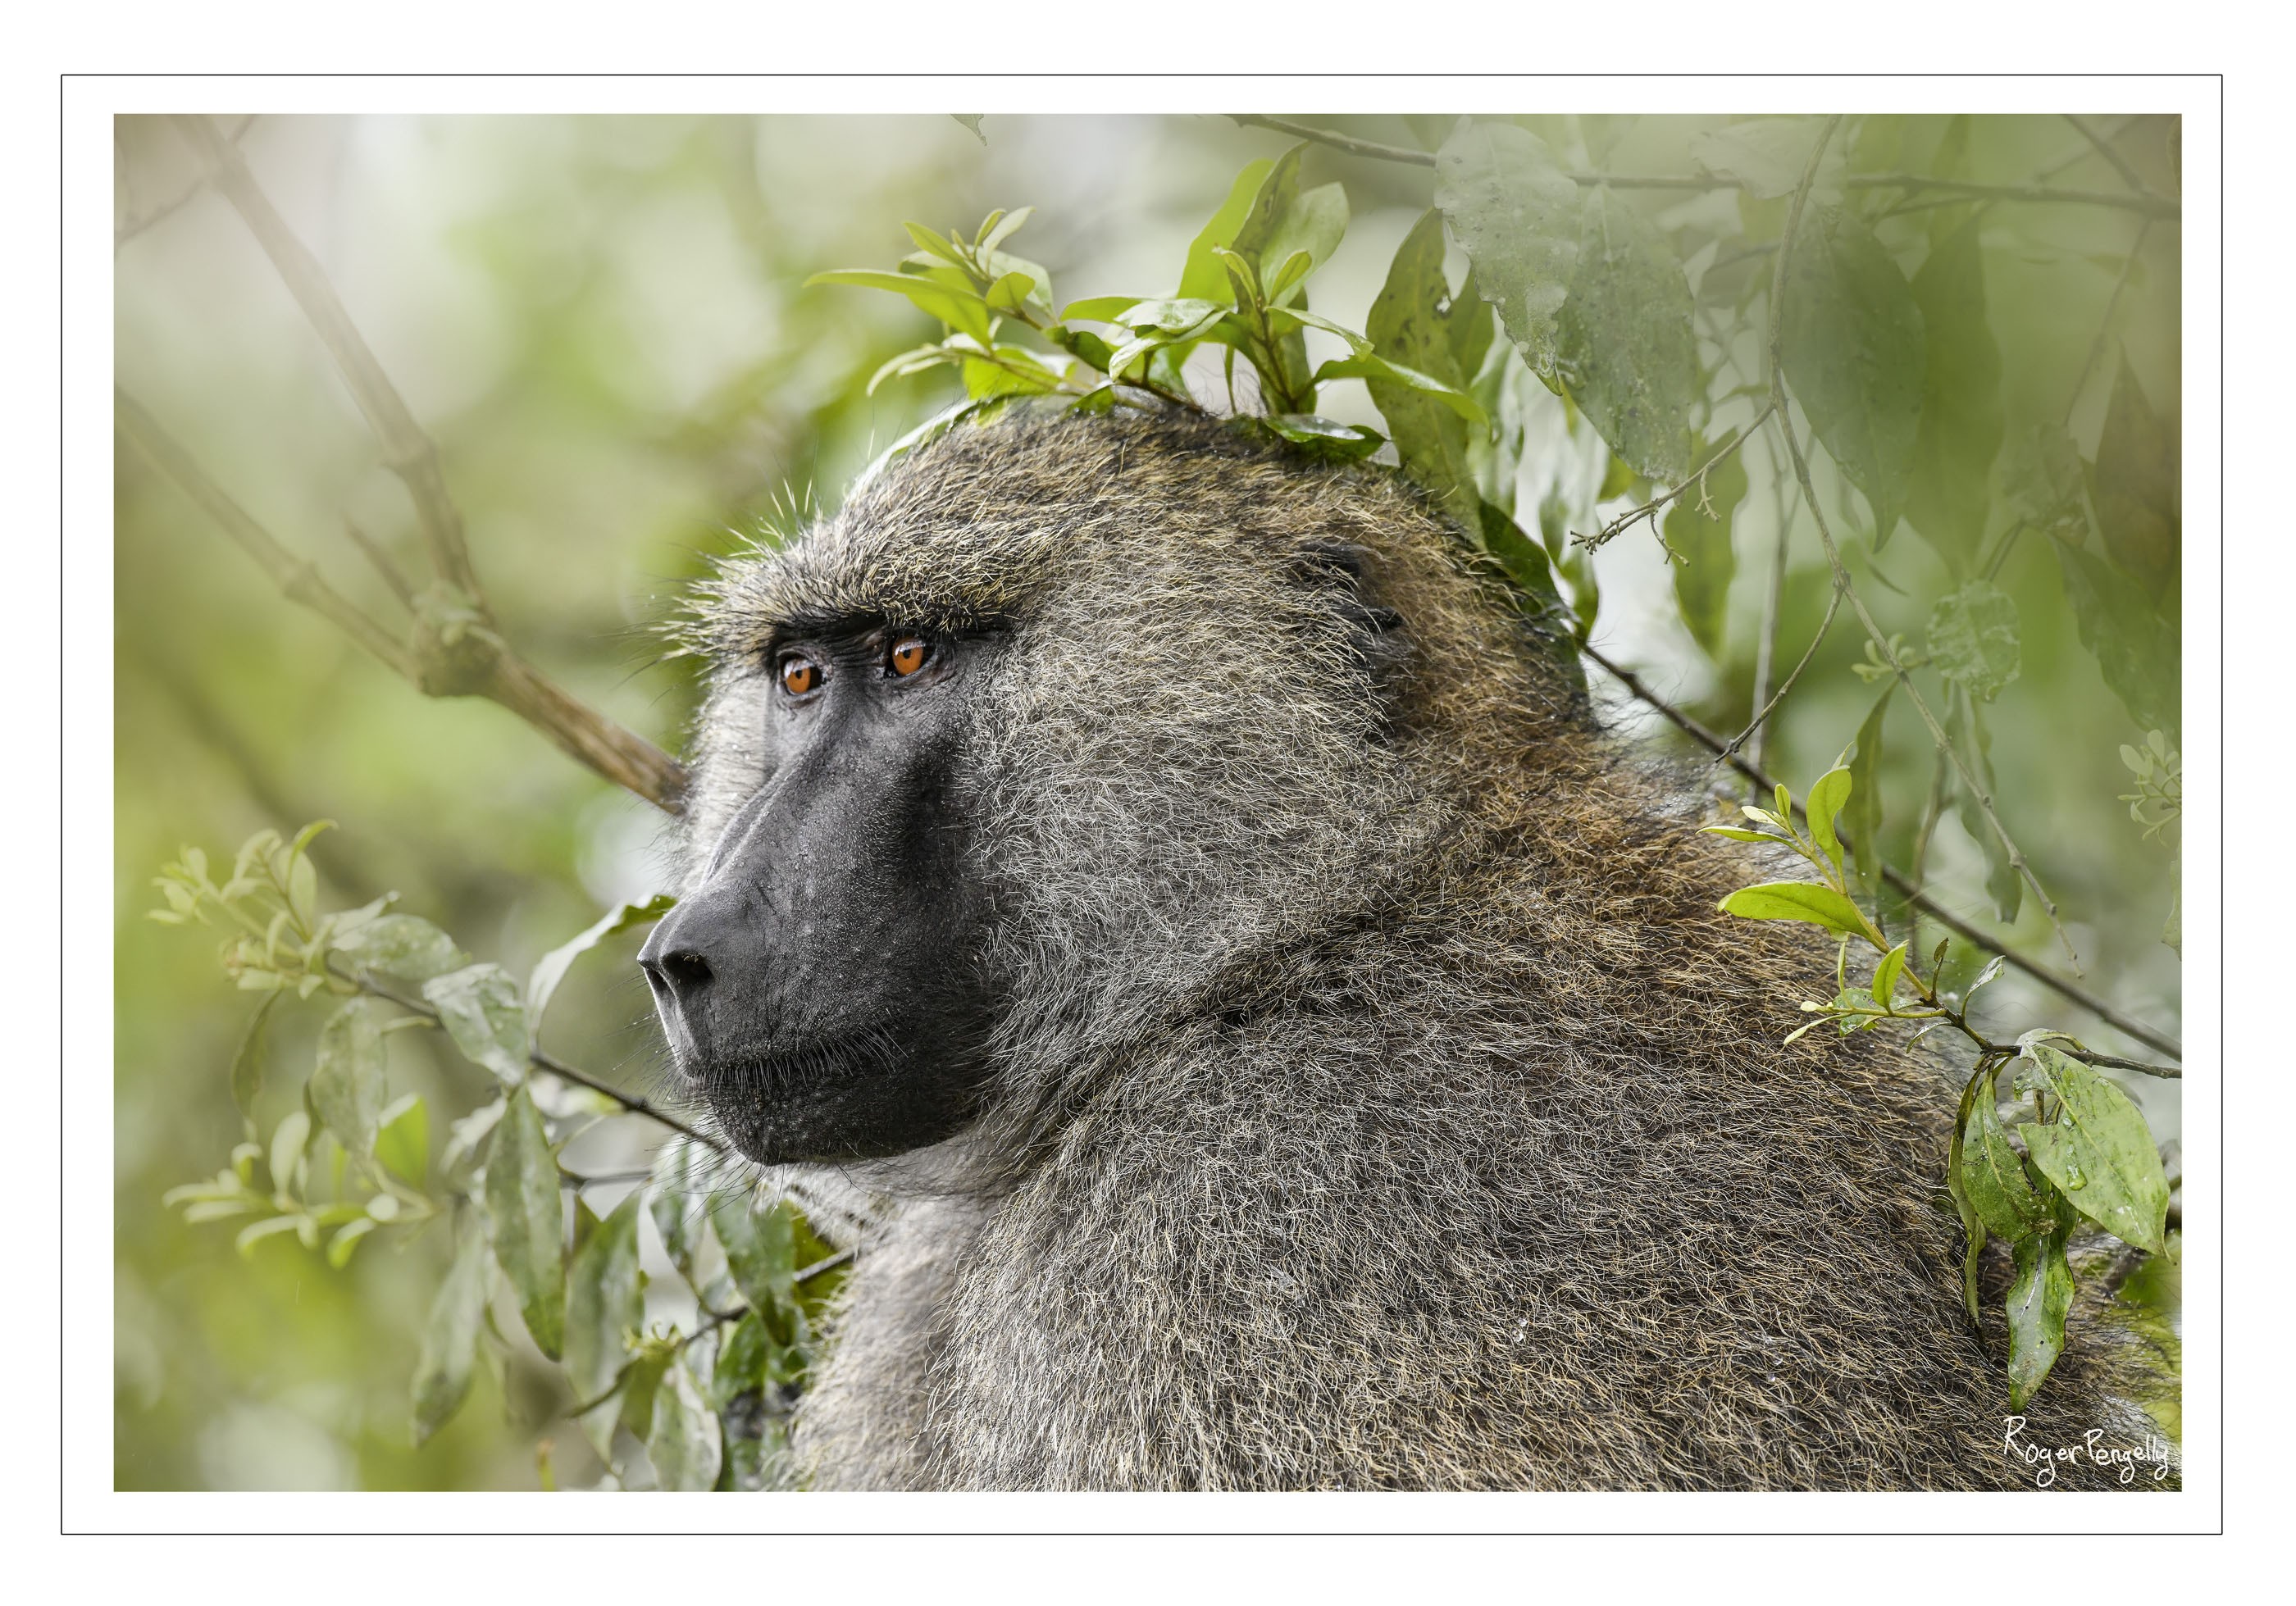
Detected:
left=116, top=385, right=690, bottom=812
left=1745, top=429, right=1795, bottom=789
left=339, top=962, right=725, bottom=1151
left=116, top=387, right=417, bottom=679
left=1715, top=580, right=1843, bottom=770
left=342, top=519, right=420, bottom=611
left=2062, top=115, right=2154, bottom=199
left=1578, top=643, right=2180, bottom=1061
left=1225, top=115, right=2179, bottom=218
left=1763, top=117, right=2083, bottom=975
left=1228, top=115, right=1435, bottom=167
left=116, top=115, right=254, bottom=249
left=172, top=115, right=486, bottom=603
left=1575, top=404, right=1774, bottom=553
left=1841, top=171, right=2177, bottom=221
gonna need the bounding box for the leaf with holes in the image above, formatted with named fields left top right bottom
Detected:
left=1927, top=580, right=2020, bottom=703
left=423, top=963, right=531, bottom=1087
left=2019, top=1043, right=2170, bottom=1254
left=1435, top=122, right=1581, bottom=379
left=1554, top=187, right=1695, bottom=481
left=483, top=1088, right=566, bottom=1360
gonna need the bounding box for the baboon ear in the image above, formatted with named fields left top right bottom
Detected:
left=1286, top=539, right=1405, bottom=636
left=1286, top=538, right=1410, bottom=735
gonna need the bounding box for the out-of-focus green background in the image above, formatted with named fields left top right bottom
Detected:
left=114, top=113, right=2180, bottom=1490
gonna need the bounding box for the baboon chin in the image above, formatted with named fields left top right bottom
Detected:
left=659, top=405, right=2175, bottom=1492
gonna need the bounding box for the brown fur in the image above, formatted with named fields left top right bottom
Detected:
left=679, top=407, right=2174, bottom=1490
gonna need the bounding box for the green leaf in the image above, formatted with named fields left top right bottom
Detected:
left=1365, top=210, right=1482, bottom=527
left=1779, top=203, right=1927, bottom=544
left=566, top=1192, right=645, bottom=1462
left=977, top=206, right=1030, bottom=253
left=2089, top=353, right=2180, bottom=598
left=1434, top=121, right=1581, bottom=377
left=1960, top=1070, right=2049, bottom=1241
left=2019, top=1043, right=2171, bottom=1254
left=1951, top=696, right=2020, bottom=922
left=527, top=894, right=675, bottom=1025
left=1251, top=182, right=1348, bottom=305
left=268, top=1108, right=311, bottom=1196
left=1110, top=297, right=1229, bottom=338
left=309, top=999, right=387, bottom=1158
left=483, top=1088, right=566, bottom=1360
left=2058, top=542, right=2181, bottom=741
left=2006, top=1225, right=2075, bottom=1410
left=1843, top=685, right=1893, bottom=908
left=1552, top=187, right=1696, bottom=480
left=1056, top=295, right=1144, bottom=326
left=1238, top=414, right=1386, bottom=462
left=1870, top=940, right=1909, bottom=1008
left=646, top=1357, right=722, bottom=1492
left=2000, top=419, right=2088, bottom=536
left=711, top=1190, right=796, bottom=1317
left=1718, top=881, right=1870, bottom=938
left=376, top=1092, right=428, bottom=1187
left=616, top=1340, right=674, bottom=1447
left=412, top=1217, right=492, bottom=1444
left=1804, top=765, right=1853, bottom=877
left=1902, top=214, right=2002, bottom=569
left=950, top=115, right=985, bottom=145
left=439, top=1095, right=504, bottom=1182
left=422, top=963, right=531, bottom=1087
left=1689, top=117, right=1843, bottom=198
left=235, top=1213, right=305, bottom=1258
left=647, top=1137, right=713, bottom=1285
left=1926, top=579, right=2020, bottom=703
left=1310, top=353, right=1484, bottom=425
left=804, top=268, right=991, bottom=343
left=326, top=1217, right=376, bottom=1269
left=1178, top=159, right=1274, bottom=304
left=1665, top=438, right=1748, bottom=657
left=331, top=914, right=470, bottom=988
left=711, top=1311, right=772, bottom=1413
left=229, top=994, right=277, bottom=1120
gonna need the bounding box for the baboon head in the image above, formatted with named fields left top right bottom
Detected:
left=644, top=407, right=1575, bottom=1168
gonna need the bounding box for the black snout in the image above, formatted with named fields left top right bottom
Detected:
left=637, top=940, right=714, bottom=1012
left=637, top=894, right=764, bottom=1055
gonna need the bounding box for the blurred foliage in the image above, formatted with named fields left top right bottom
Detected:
left=116, top=112, right=2182, bottom=1489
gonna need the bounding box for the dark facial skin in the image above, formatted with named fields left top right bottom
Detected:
left=638, top=623, right=1004, bottom=1165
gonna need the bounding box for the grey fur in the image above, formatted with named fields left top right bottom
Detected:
left=675, top=407, right=2173, bottom=1490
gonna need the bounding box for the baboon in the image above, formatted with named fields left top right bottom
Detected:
left=640, top=406, right=2174, bottom=1490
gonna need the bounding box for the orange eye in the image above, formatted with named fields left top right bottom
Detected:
left=888, top=635, right=929, bottom=677
left=778, top=655, right=820, bottom=697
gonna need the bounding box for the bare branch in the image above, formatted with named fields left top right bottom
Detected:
left=116, top=385, right=690, bottom=813
left=116, top=386, right=417, bottom=679
left=341, top=963, right=724, bottom=1150
left=342, top=519, right=419, bottom=612
left=170, top=115, right=487, bottom=603
left=1227, top=114, right=2179, bottom=219
left=1579, top=642, right=2180, bottom=1062
left=1575, top=404, right=1774, bottom=553
left=1713, top=575, right=1843, bottom=768
left=2062, top=114, right=2154, bottom=198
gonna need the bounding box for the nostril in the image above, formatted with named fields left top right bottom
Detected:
left=658, top=949, right=713, bottom=999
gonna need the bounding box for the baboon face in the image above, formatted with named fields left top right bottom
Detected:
left=639, top=619, right=1007, bottom=1164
